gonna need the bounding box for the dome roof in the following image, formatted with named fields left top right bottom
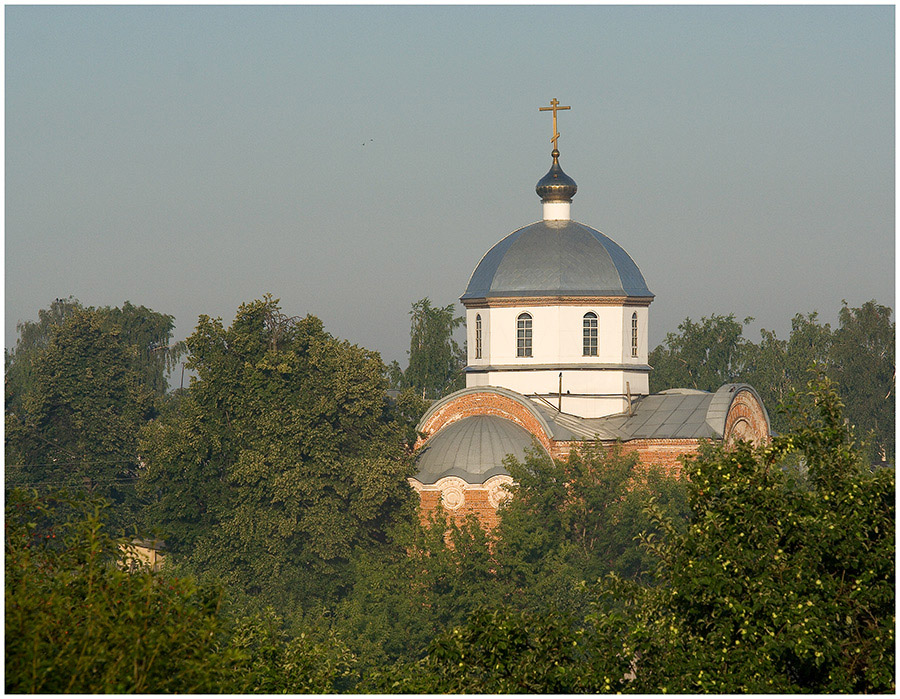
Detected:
left=414, top=415, right=543, bottom=485
left=461, top=219, right=653, bottom=301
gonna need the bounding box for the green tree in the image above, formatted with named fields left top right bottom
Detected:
left=742, top=312, right=833, bottom=435
left=99, top=300, right=186, bottom=396
left=369, top=605, right=603, bottom=694
left=5, top=488, right=359, bottom=693
left=830, top=300, right=895, bottom=461
left=138, top=296, right=417, bottom=612
left=594, top=375, right=895, bottom=693
left=376, top=378, right=894, bottom=694
left=5, top=489, right=230, bottom=693
left=649, top=314, right=752, bottom=393
left=5, top=296, right=83, bottom=414
left=495, top=445, right=688, bottom=611
left=398, top=298, right=465, bottom=399
left=334, top=510, right=503, bottom=677
left=6, top=309, right=156, bottom=529
left=6, top=297, right=183, bottom=409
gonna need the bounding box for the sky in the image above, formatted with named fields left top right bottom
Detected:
left=5, top=5, right=895, bottom=374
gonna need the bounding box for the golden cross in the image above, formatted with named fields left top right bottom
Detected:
left=539, top=98, right=571, bottom=150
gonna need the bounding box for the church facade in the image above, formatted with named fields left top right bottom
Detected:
left=410, top=101, right=771, bottom=527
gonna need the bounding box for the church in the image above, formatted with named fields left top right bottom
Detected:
left=409, top=100, right=771, bottom=527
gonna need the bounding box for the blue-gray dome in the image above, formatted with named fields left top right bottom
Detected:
left=414, top=415, right=544, bottom=485
left=461, top=220, right=653, bottom=301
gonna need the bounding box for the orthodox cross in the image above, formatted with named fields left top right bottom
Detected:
left=539, top=98, right=570, bottom=150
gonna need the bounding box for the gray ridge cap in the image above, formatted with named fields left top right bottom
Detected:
left=416, top=385, right=565, bottom=441
left=657, top=388, right=709, bottom=395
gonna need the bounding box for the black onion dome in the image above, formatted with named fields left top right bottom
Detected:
left=535, top=149, right=577, bottom=202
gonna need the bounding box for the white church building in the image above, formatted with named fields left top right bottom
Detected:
left=410, top=100, right=770, bottom=526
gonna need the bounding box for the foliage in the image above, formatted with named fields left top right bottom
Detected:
left=494, top=444, right=689, bottom=612
left=5, top=489, right=229, bottom=693
left=99, top=300, right=186, bottom=396
left=369, top=605, right=605, bottom=694
left=373, top=378, right=893, bottom=694
left=5, top=296, right=83, bottom=414
left=741, top=311, right=833, bottom=435
left=594, top=374, right=895, bottom=693
left=6, top=308, right=157, bottom=529
left=5, top=489, right=360, bottom=694
left=6, top=297, right=183, bottom=406
left=334, top=511, right=502, bottom=676
left=221, top=607, right=357, bottom=693
left=830, top=300, right=895, bottom=460
left=649, top=313, right=752, bottom=393
left=396, top=298, right=465, bottom=399
left=651, top=300, right=894, bottom=462
left=138, top=296, right=417, bottom=612
left=335, top=446, right=687, bottom=679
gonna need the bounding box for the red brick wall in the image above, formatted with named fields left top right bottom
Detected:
left=415, top=487, right=503, bottom=530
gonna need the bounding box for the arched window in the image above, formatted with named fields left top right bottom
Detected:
left=583, top=312, right=598, bottom=356
left=475, top=314, right=482, bottom=359
left=516, top=313, right=532, bottom=358
left=631, top=312, right=639, bottom=358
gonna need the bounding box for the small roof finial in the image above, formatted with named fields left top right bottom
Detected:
left=535, top=98, right=577, bottom=208
left=539, top=97, right=571, bottom=152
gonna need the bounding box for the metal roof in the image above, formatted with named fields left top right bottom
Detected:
left=414, top=415, right=545, bottom=485
left=461, top=220, right=653, bottom=300
left=530, top=384, right=767, bottom=441
left=414, top=385, right=771, bottom=485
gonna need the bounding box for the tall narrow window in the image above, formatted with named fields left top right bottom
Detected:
left=631, top=312, right=639, bottom=357
left=583, top=312, right=598, bottom=356
left=475, top=314, right=482, bottom=359
left=516, top=313, right=532, bottom=358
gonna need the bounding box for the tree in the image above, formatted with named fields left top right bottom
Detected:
left=398, top=298, right=465, bottom=399
left=6, top=308, right=156, bottom=529
left=6, top=297, right=183, bottom=409
left=742, top=312, right=833, bottom=435
left=5, top=488, right=359, bottom=693
left=830, top=300, right=894, bottom=461
left=649, top=314, right=752, bottom=393
left=5, top=489, right=230, bottom=693
left=99, top=300, right=186, bottom=396
left=374, top=378, right=894, bottom=694
left=138, top=296, right=417, bottom=612
left=368, top=605, right=602, bottom=694
left=594, top=375, right=895, bottom=693
left=494, top=445, right=688, bottom=614
left=5, top=296, right=83, bottom=414
left=334, top=506, right=508, bottom=676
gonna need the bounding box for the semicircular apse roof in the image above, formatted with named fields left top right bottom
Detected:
left=461, top=219, right=653, bottom=301
left=414, top=415, right=545, bottom=485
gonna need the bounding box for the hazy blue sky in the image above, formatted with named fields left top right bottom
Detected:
left=6, top=5, right=894, bottom=372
